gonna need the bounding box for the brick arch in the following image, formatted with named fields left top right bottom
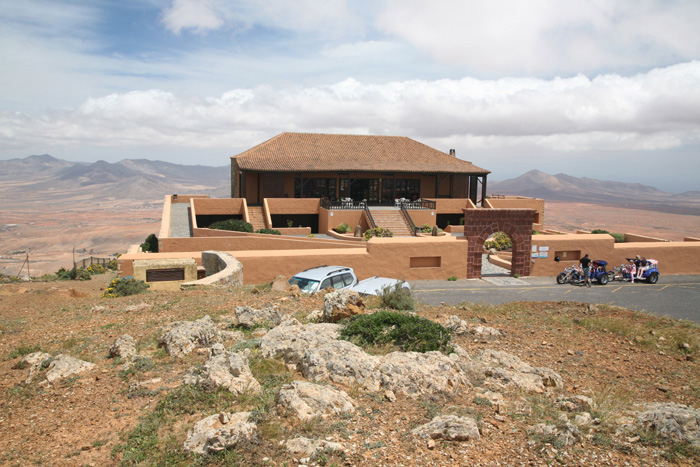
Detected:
left=463, top=208, right=536, bottom=279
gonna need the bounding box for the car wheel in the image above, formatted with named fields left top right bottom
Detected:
left=598, top=274, right=608, bottom=285
left=557, top=273, right=567, bottom=284
left=647, top=272, right=659, bottom=284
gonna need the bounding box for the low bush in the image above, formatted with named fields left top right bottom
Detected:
left=334, top=222, right=352, bottom=234
left=379, top=282, right=414, bottom=311
left=484, top=231, right=512, bottom=251
left=340, top=310, right=452, bottom=353
left=103, top=277, right=149, bottom=298
left=363, top=227, right=393, bottom=241
left=591, top=229, right=625, bottom=243
left=209, top=219, right=254, bottom=232
left=447, top=276, right=457, bottom=281
left=56, top=267, right=91, bottom=281
left=255, top=228, right=281, bottom=235
left=421, top=224, right=432, bottom=233
left=140, top=234, right=159, bottom=253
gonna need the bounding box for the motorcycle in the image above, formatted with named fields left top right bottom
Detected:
left=556, top=260, right=609, bottom=285
left=621, top=258, right=660, bottom=284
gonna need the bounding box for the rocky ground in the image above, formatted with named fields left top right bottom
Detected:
left=1, top=273, right=699, bottom=467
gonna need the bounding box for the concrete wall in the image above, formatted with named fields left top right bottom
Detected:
left=319, top=208, right=369, bottom=234
left=181, top=251, right=244, bottom=288
left=530, top=234, right=700, bottom=276
left=120, top=236, right=468, bottom=284
left=163, top=231, right=360, bottom=253
left=624, top=233, right=669, bottom=243
left=267, top=198, right=320, bottom=214
left=132, top=257, right=198, bottom=291
left=192, top=198, right=245, bottom=215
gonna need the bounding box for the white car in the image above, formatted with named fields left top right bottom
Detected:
left=288, top=265, right=410, bottom=296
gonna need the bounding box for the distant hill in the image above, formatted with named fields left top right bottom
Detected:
left=0, top=155, right=230, bottom=201
left=489, top=170, right=700, bottom=215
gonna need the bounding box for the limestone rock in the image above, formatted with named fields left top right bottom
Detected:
left=270, top=275, right=290, bottom=292
left=527, top=423, right=579, bottom=446
left=17, top=351, right=53, bottom=383
left=444, top=315, right=469, bottom=335
left=159, top=315, right=218, bottom=358
left=378, top=351, right=469, bottom=399
left=636, top=403, right=700, bottom=446
left=412, top=415, right=480, bottom=441
left=184, top=346, right=261, bottom=395
left=573, top=412, right=593, bottom=427
left=289, top=285, right=301, bottom=297
left=277, top=381, right=355, bottom=420
left=469, top=325, right=504, bottom=338
left=46, top=354, right=95, bottom=382
left=183, top=412, right=257, bottom=455
left=306, top=309, right=323, bottom=322
left=322, top=289, right=365, bottom=323
left=556, top=395, right=595, bottom=413
left=478, top=350, right=563, bottom=393
left=218, top=330, right=245, bottom=342
left=234, top=306, right=282, bottom=328
left=109, top=334, right=136, bottom=360
left=284, top=436, right=345, bottom=457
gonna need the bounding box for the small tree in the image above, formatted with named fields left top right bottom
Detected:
left=140, top=234, right=159, bottom=253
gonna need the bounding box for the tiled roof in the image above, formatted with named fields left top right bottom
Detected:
left=232, top=133, right=490, bottom=175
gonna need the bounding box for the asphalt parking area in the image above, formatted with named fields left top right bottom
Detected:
left=410, top=275, right=700, bottom=323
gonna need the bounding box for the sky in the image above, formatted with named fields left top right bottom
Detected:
left=1, top=0, right=699, bottom=193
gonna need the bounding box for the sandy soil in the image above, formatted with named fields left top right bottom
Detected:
left=0, top=276, right=698, bottom=466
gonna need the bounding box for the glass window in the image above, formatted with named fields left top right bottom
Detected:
left=331, top=275, right=344, bottom=289
left=342, top=273, right=355, bottom=287
left=288, top=276, right=320, bottom=293
left=320, top=278, right=332, bottom=289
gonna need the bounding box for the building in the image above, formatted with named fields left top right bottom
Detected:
left=231, top=132, right=490, bottom=205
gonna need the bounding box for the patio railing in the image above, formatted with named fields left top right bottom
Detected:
left=399, top=203, right=419, bottom=236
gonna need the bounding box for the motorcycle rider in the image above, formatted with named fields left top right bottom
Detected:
left=579, top=254, right=592, bottom=287
left=637, top=256, right=649, bottom=279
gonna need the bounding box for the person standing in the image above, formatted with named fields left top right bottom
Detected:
left=580, top=254, right=592, bottom=287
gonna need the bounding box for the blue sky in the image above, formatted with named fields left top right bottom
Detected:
left=1, top=0, right=699, bottom=192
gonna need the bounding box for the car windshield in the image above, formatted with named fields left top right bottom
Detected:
left=288, top=276, right=320, bottom=293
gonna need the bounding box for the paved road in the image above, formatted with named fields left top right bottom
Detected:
left=410, top=274, right=700, bottom=323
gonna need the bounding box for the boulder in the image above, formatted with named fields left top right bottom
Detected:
left=284, top=436, right=345, bottom=457
left=412, top=415, right=480, bottom=441
left=527, top=423, right=579, bottom=446
left=636, top=403, right=700, bottom=446
left=109, top=334, right=136, bottom=360
left=322, top=289, right=365, bottom=323
left=477, top=350, right=563, bottom=393
left=556, top=395, right=595, bottom=413
left=45, top=354, right=95, bottom=382
left=234, top=306, right=283, bottom=328
left=378, top=351, right=469, bottom=399
left=289, top=285, right=301, bottom=297
left=277, top=381, right=355, bottom=420
left=183, top=412, right=257, bottom=455
left=469, top=325, right=504, bottom=338
left=159, top=315, right=218, bottom=358
left=444, top=315, right=469, bottom=335
left=184, top=345, right=261, bottom=395
left=17, top=351, right=53, bottom=383
left=270, top=275, right=290, bottom=292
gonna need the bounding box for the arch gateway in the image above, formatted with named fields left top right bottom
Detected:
left=463, top=208, right=537, bottom=279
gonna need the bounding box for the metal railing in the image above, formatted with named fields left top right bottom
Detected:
left=75, top=256, right=117, bottom=269
left=398, top=199, right=436, bottom=210
left=320, top=198, right=367, bottom=210
left=399, top=203, right=419, bottom=236
left=363, top=204, right=377, bottom=229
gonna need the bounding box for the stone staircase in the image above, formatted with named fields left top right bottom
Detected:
left=368, top=208, right=414, bottom=236
left=247, top=206, right=267, bottom=230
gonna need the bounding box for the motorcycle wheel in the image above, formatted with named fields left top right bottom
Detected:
left=556, top=273, right=567, bottom=284
left=647, top=272, right=659, bottom=284
left=607, top=271, right=615, bottom=282
left=598, top=274, right=608, bottom=285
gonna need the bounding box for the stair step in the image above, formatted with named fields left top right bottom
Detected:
left=247, top=206, right=267, bottom=230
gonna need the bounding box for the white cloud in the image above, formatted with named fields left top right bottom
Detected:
left=376, top=0, right=700, bottom=76
left=161, top=0, right=226, bottom=34
left=2, top=62, right=699, bottom=158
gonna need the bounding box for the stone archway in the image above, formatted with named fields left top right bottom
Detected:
left=463, top=208, right=536, bottom=279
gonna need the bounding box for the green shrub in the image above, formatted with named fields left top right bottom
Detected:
left=255, top=228, right=281, bottom=235
left=447, top=276, right=457, bottom=281
left=209, top=219, right=254, bottom=232
left=484, top=231, right=512, bottom=251
left=334, top=222, right=351, bottom=234
left=103, top=277, right=149, bottom=298
left=340, top=310, right=452, bottom=353
left=591, top=229, right=624, bottom=243
left=379, top=282, right=414, bottom=311
left=421, top=224, right=432, bottom=233
left=86, top=264, right=106, bottom=275
left=6, top=345, right=41, bottom=361
left=55, top=267, right=91, bottom=281
left=140, top=234, right=159, bottom=252
left=363, top=227, right=393, bottom=241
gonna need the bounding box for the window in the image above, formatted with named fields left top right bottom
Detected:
left=341, top=273, right=354, bottom=287
left=320, top=278, right=332, bottom=289
left=295, top=178, right=337, bottom=199
left=331, top=275, right=344, bottom=288
left=382, top=179, right=420, bottom=201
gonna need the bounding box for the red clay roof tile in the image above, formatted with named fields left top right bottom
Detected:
left=232, top=133, right=490, bottom=174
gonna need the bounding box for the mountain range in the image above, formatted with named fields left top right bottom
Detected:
left=0, top=154, right=230, bottom=202
left=489, top=170, right=700, bottom=215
